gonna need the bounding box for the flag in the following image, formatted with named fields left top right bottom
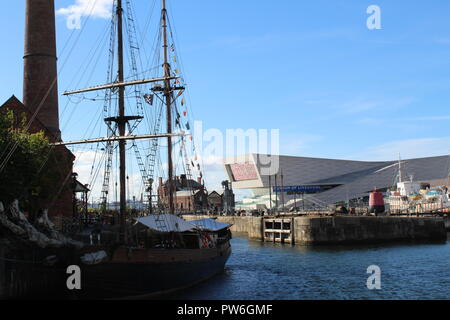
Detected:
left=181, top=97, right=185, bottom=106
left=175, top=68, right=179, bottom=74
left=143, top=94, right=154, bottom=105
left=170, top=44, right=175, bottom=51
left=173, top=56, right=177, bottom=63
left=186, top=122, right=190, bottom=130
left=177, top=89, right=185, bottom=97
left=183, top=111, right=187, bottom=117
left=191, top=161, right=195, bottom=168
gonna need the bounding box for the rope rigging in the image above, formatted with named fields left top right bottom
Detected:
left=1, top=0, right=209, bottom=221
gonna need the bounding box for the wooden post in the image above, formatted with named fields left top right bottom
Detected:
left=269, top=175, right=272, bottom=215
left=291, top=217, right=295, bottom=245
left=280, top=219, right=284, bottom=244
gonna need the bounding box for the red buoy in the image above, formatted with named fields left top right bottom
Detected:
left=369, top=189, right=385, bottom=215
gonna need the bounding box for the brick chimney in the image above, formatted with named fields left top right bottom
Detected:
left=23, top=0, right=60, bottom=141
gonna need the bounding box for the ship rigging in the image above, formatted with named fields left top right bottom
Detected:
left=60, top=0, right=201, bottom=242
left=0, top=0, right=232, bottom=299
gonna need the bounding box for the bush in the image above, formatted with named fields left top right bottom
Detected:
left=0, top=110, right=62, bottom=213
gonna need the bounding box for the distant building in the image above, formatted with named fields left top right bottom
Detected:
left=222, top=180, right=235, bottom=214
left=208, top=190, right=223, bottom=213
left=158, top=175, right=208, bottom=212
left=224, top=154, right=450, bottom=211
left=207, top=181, right=236, bottom=214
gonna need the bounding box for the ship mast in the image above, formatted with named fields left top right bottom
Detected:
left=117, top=0, right=127, bottom=242
left=162, top=0, right=175, bottom=214
left=59, top=0, right=184, bottom=222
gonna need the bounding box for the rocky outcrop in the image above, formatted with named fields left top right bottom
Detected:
left=0, top=200, right=83, bottom=249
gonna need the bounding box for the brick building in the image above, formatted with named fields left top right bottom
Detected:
left=207, top=181, right=236, bottom=214
left=0, top=0, right=75, bottom=218
left=0, top=96, right=75, bottom=218
left=158, top=175, right=208, bottom=213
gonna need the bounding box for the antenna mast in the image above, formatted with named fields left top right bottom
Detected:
left=398, top=153, right=403, bottom=184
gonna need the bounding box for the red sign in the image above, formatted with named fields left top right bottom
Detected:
left=230, top=163, right=258, bottom=181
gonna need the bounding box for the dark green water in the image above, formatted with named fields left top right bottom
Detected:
left=169, top=235, right=450, bottom=300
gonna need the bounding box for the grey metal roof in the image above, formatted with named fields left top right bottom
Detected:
left=304, top=155, right=450, bottom=204
left=227, top=154, right=450, bottom=205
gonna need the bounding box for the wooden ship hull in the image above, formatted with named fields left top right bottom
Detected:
left=0, top=241, right=231, bottom=299
left=0, top=244, right=77, bottom=299
left=78, top=243, right=231, bottom=299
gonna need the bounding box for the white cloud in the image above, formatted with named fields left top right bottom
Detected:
left=352, top=137, right=450, bottom=161
left=339, top=97, right=415, bottom=114
left=402, top=115, right=450, bottom=121
left=72, top=150, right=105, bottom=201
left=279, top=134, right=324, bottom=156
left=57, top=0, right=113, bottom=20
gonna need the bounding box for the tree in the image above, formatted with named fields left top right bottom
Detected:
left=0, top=110, right=64, bottom=214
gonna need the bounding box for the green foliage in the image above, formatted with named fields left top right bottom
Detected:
left=0, top=110, right=63, bottom=212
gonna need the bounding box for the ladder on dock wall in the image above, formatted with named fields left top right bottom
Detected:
left=263, top=218, right=295, bottom=244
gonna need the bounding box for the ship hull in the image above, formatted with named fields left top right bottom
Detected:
left=0, top=245, right=77, bottom=299
left=1, top=241, right=231, bottom=300
left=78, top=244, right=231, bottom=299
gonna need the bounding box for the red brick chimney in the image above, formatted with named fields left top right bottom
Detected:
left=23, top=0, right=60, bottom=141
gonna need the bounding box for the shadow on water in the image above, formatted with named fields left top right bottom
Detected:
left=247, top=237, right=449, bottom=254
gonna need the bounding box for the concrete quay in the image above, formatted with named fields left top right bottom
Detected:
left=184, top=215, right=447, bottom=245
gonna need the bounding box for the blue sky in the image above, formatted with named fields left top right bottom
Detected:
left=1, top=0, right=450, bottom=198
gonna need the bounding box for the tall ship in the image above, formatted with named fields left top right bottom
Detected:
left=0, top=0, right=231, bottom=299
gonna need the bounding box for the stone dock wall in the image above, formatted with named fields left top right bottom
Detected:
left=292, top=216, right=446, bottom=244
left=184, top=215, right=447, bottom=245
left=184, top=216, right=263, bottom=239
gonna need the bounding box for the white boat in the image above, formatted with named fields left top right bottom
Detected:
left=384, top=158, right=450, bottom=214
